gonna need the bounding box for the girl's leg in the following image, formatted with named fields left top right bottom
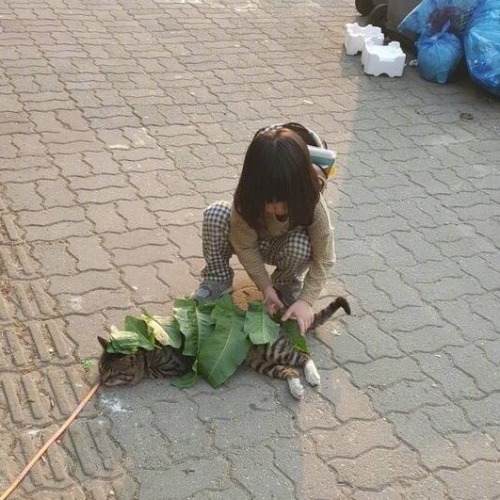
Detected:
left=193, top=201, right=234, bottom=300
left=259, top=227, right=311, bottom=305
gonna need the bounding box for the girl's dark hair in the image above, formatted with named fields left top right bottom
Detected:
left=234, top=127, right=321, bottom=230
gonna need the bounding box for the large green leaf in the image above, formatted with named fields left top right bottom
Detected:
left=173, top=298, right=200, bottom=356
left=141, top=310, right=182, bottom=348
left=123, top=315, right=153, bottom=343
left=280, top=320, right=310, bottom=354
left=171, top=360, right=199, bottom=388
left=196, top=301, right=216, bottom=348
left=244, top=301, right=280, bottom=345
left=106, top=325, right=156, bottom=354
left=197, top=294, right=250, bottom=388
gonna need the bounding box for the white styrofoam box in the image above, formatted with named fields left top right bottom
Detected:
left=344, top=23, right=384, bottom=56
left=362, top=40, right=406, bottom=77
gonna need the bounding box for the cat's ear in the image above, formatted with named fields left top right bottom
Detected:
left=97, top=336, right=108, bottom=350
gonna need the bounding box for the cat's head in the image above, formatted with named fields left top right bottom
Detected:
left=97, top=336, right=144, bottom=387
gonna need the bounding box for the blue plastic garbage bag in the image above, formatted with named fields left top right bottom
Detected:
left=464, top=0, right=500, bottom=96
left=399, top=0, right=480, bottom=37
left=416, top=21, right=464, bottom=83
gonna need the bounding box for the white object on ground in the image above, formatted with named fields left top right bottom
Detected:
left=362, top=40, right=406, bottom=77
left=344, top=23, right=384, bottom=56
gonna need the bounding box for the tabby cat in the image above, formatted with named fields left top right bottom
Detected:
left=97, top=296, right=350, bottom=399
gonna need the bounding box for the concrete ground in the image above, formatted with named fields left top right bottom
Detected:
left=1, top=0, right=499, bottom=498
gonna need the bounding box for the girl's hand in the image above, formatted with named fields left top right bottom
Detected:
left=282, top=299, right=314, bottom=335
left=263, top=285, right=285, bottom=317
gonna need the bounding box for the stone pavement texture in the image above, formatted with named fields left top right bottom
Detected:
left=0, top=0, right=499, bottom=498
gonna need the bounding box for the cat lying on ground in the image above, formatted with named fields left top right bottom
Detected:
left=97, top=297, right=350, bottom=399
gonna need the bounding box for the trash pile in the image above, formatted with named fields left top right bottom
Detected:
left=399, top=0, right=500, bottom=95
left=347, top=0, right=500, bottom=96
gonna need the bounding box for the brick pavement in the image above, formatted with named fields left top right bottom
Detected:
left=1, top=0, right=500, bottom=498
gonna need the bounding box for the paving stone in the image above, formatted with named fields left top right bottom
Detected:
left=0, top=244, right=37, bottom=278
left=346, top=356, right=424, bottom=388
left=23, top=220, right=94, bottom=242
left=327, top=331, right=371, bottom=364
left=370, top=379, right=450, bottom=414
left=1, top=213, right=25, bottom=242
left=1, top=1, right=499, bottom=499
left=392, top=324, right=465, bottom=354
left=329, top=446, right=426, bottom=490
left=48, top=270, right=122, bottom=296
left=56, top=289, right=131, bottom=315
left=31, top=241, right=77, bottom=276
left=367, top=234, right=419, bottom=268
left=312, top=418, right=398, bottom=460
left=353, top=487, right=404, bottom=500
left=343, top=275, right=395, bottom=315
left=316, top=368, right=377, bottom=422
left=9, top=425, right=77, bottom=495
left=111, top=245, right=176, bottom=267
left=11, top=280, right=56, bottom=319
left=64, top=418, right=124, bottom=480
left=27, top=320, right=75, bottom=366
left=415, top=353, right=484, bottom=400
left=389, top=411, right=465, bottom=470
left=136, top=456, right=230, bottom=500
left=446, top=344, right=500, bottom=393
left=449, top=430, right=500, bottom=462
left=271, top=436, right=343, bottom=499
left=437, top=298, right=497, bottom=342
left=115, top=200, right=158, bottom=230
left=66, top=236, right=112, bottom=272
left=344, top=316, right=403, bottom=362
left=211, top=405, right=295, bottom=450
left=466, top=294, right=500, bottom=329
left=76, top=185, right=138, bottom=205
left=376, top=305, right=443, bottom=333
left=227, top=446, right=295, bottom=499
left=119, top=265, right=167, bottom=305
left=436, top=462, right=500, bottom=500
left=478, top=338, right=500, bottom=365
left=420, top=404, right=474, bottom=434
left=402, top=475, right=448, bottom=500
left=3, top=182, right=44, bottom=211
left=69, top=173, right=129, bottom=191
left=156, top=260, right=200, bottom=300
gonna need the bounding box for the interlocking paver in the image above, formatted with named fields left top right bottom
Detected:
left=1, top=0, right=499, bottom=499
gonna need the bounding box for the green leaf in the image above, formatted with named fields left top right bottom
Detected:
left=198, top=295, right=250, bottom=388
left=141, top=311, right=182, bottom=348
left=123, top=316, right=153, bottom=343
left=106, top=326, right=156, bottom=354
left=173, top=298, right=200, bottom=356
left=81, top=359, right=94, bottom=371
left=244, top=301, right=280, bottom=345
left=196, top=301, right=216, bottom=347
left=171, top=360, right=198, bottom=388
left=281, top=319, right=310, bottom=354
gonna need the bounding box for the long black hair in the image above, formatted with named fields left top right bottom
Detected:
left=233, top=127, right=321, bottom=230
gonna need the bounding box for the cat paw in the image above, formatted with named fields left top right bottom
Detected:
left=304, top=359, right=321, bottom=386
left=288, top=378, right=305, bottom=399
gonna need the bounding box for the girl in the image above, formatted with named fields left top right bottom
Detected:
left=192, top=123, right=336, bottom=334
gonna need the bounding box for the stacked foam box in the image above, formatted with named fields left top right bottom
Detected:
left=344, top=23, right=406, bottom=78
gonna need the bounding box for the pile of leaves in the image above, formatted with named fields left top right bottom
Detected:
left=106, top=295, right=308, bottom=389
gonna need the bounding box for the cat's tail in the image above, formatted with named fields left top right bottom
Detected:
left=311, top=296, right=351, bottom=329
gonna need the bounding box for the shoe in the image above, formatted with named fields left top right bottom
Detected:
left=274, top=281, right=302, bottom=307
left=191, top=280, right=233, bottom=302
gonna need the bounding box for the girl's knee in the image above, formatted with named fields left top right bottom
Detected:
left=203, top=201, right=231, bottom=227
left=286, top=231, right=311, bottom=263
